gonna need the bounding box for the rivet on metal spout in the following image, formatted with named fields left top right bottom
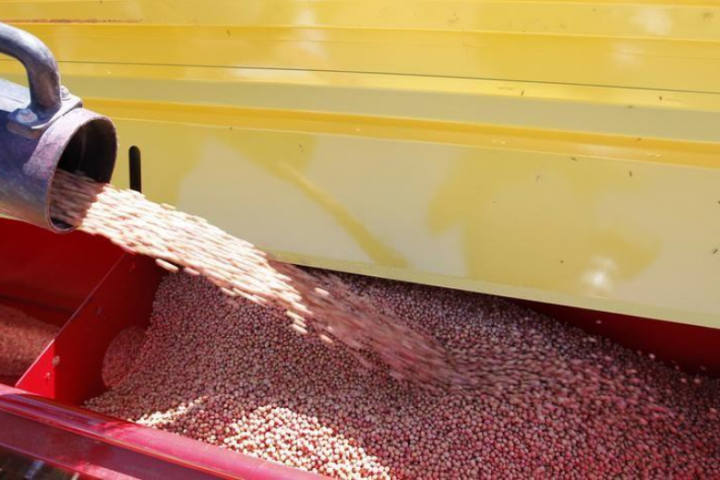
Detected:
left=0, top=21, right=117, bottom=232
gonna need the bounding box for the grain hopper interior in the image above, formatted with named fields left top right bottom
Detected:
left=0, top=217, right=718, bottom=478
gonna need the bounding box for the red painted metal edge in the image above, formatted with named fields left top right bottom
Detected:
left=17, top=253, right=163, bottom=403
left=0, top=383, right=324, bottom=479
left=0, top=218, right=122, bottom=314
left=2, top=243, right=324, bottom=479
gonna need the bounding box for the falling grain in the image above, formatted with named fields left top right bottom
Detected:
left=49, top=170, right=460, bottom=388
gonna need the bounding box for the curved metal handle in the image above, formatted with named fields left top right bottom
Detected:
left=0, top=22, right=62, bottom=118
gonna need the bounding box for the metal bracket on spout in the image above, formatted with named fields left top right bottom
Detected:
left=6, top=88, right=82, bottom=140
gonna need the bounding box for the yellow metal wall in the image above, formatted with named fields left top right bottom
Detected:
left=1, top=1, right=720, bottom=329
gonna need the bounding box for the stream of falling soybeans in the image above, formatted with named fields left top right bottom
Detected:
left=49, top=169, right=465, bottom=389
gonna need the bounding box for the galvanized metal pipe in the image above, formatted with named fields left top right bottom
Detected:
left=0, top=22, right=116, bottom=232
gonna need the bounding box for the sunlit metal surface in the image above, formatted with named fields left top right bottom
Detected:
left=1, top=1, right=719, bottom=329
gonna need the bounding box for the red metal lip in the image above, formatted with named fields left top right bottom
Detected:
left=0, top=219, right=325, bottom=479
left=0, top=383, right=324, bottom=479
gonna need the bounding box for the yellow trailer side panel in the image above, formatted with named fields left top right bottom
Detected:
left=1, top=1, right=719, bottom=328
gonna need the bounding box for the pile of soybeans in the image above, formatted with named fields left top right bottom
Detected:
left=87, top=272, right=720, bottom=479
left=49, top=169, right=720, bottom=478
left=0, top=305, right=58, bottom=377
